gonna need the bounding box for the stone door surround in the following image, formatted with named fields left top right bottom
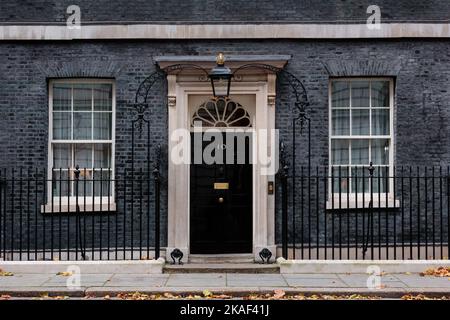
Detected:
left=156, top=55, right=290, bottom=262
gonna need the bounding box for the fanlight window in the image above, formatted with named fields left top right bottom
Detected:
left=192, top=97, right=252, bottom=128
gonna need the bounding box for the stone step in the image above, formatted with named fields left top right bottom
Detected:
left=163, top=263, right=280, bottom=274
left=188, top=254, right=254, bottom=264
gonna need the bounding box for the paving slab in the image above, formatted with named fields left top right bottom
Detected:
left=1, top=271, right=449, bottom=298
left=0, top=274, right=53, bottom=287
left=227, top=274, right=287, bottom=287
left=337, top=274, right=408, bottom=288
left=394, top=274, right=450, bottom=288
left=283, top=273, right=340, bottom=279
left=283, top=276, right=348, bottom=288
left=165, top=274, right=226, bottom=287
left=41, top=274, right=113, bottom=287
left=105, top=274, right=169, bottom=287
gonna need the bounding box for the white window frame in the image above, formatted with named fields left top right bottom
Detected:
left=45, top=78, right=116, bottom=212
left=328, top=77, right=398, bottom=209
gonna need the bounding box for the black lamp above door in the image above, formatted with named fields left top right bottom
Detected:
left=208, top=53, right=233, bottom=98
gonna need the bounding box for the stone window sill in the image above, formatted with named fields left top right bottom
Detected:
left=41, top=197, right=116, bottom=213
left=326, top=197, right=400, bottom=210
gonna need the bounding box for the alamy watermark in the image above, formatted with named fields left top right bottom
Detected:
left=66, top=5, right=81, bottom=30
left=170, top=124, right=280, bottom=176
left=366, top=265, right=383, bottom=290
left=366, top=5, right=381, bottom=30
left=65, top=265, right=81, bottom=290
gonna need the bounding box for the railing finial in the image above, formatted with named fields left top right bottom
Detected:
left=368, top=161, right=374, bottom=177
left=74, top=165, right=80, bottom=180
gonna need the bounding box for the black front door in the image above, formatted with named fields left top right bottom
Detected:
left=190, top=132, right=252, bottom=254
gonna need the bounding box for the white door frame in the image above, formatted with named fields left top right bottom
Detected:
left=165, top=74, right=277, bottom=262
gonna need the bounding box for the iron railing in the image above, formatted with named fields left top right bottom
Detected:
left=0, top=167, right=161, bottom=261
left=1, top=164, right=449, bottom=261
left=279, top=164, right=450, bottom=260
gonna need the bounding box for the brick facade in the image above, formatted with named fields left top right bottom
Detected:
left=0, top=39, right=449, bottom=252
left=0, top=0, right=448, bottom=23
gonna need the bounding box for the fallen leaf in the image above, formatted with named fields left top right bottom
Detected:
left=0, top=269, right=14, bottom=277
left=203, top=289, right=213, bottom=298
left=273, top=289, right=286, bottom=299
left=420, top=267, right=450, bottom=277
left=56, top=271, right=73, bottom=277
left=163, top=292, right=175, bottom=299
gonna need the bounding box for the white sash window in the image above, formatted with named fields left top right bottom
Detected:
left=329, top=78, right=394, bottom=200
left=48, top=79, right=115, bottom=202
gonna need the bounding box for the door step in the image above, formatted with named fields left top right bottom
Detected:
left=188, top=254, right=254, bottom=264
left=164, top=263, right=280, bottom=274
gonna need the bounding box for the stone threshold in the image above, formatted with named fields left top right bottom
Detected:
left=164, top=263, right=279, bottom=274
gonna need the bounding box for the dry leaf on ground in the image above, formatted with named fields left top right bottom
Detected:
left=203, top=289, right=213, bottom=298
left=0, top=269, right=14, bottom=276
left=273, top=289, right=286, bottom=299
left=420, top=267, right=450, bottom=277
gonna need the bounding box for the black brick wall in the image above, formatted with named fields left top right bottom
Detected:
left=0, top=0, right=449, bottom=24
left=0, top=39, right=449, bottom=255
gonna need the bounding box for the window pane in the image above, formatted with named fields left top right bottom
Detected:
left=372, top=109, right=390, bottom=135
left=73, top=112, right=92, bottom=140
left=94, top=144, right=111, bottom=168
left=52, top=170, right=70, bottom=197
left=351, top=139, right=369, bottom=165
left=76, top=169, right=93, bottom=197
left=93, top=113, right=112, bottom=140
left=332, top=109, right=350, bottom=135
left=93, top=84, right=112, bottom=111
left=331, top=81, right=350, bottom=108
left=351, top=167, right=369, bottom=193
left=53, top=144, right=71, bottom=169
left=93, top=170, right=112, bottom=197
left=351, top=109, right=370, bottom=135
left=351, top=81, right=370, bottom=108
left=372, top=166, right=389, bottom=193
left=53, top=84, right=71, bottom=111
left=371, top=139, right=390, bottom=165
left=73, top=84, right=92, bottom=111
left=332, top=166, right=348, bottom=193
left=74, top=144, right=92, bottom=168
left=371, top=81, right=390, bottom=107
left=53, top=112, right=71, bottom=140
left=331, top=139, right=349, bottom=165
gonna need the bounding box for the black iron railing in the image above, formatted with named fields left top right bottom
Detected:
left=279, top=164, right=450, bottom=260
left=0, top=167, right=161, bottom=261
left=2, top=164, right=449, bottom=261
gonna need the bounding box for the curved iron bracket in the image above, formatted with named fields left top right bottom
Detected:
left=259, top=248, right=273, bottom=264
left=232, top=63, right=310, bottom=131
left=133, top=62, right=309, bottom=124
left=170, top=248, right=184, bottom=265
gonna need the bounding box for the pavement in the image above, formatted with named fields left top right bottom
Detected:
left=0, top=272, right=449, bottom=298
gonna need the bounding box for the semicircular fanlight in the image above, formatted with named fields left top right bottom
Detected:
left=191, top=97, right=252, bottom=128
